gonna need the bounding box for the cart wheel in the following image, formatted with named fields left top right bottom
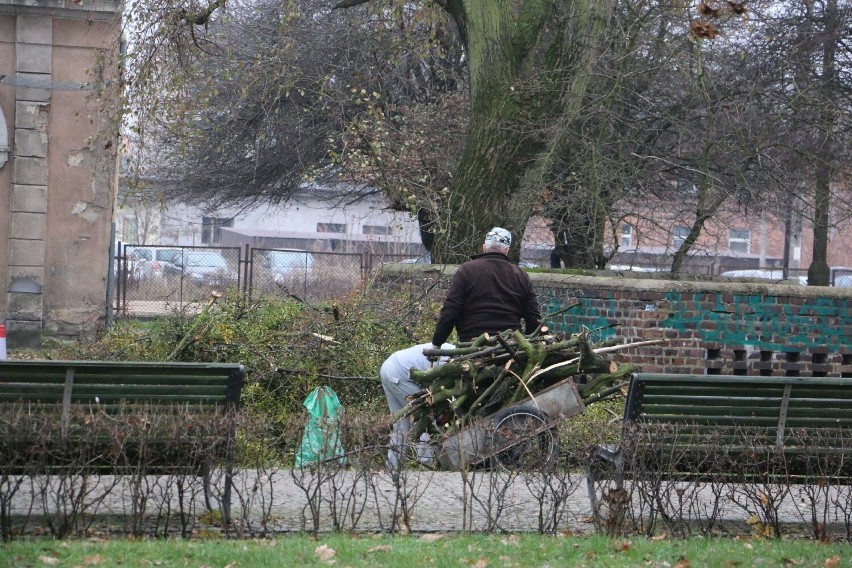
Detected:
left=489, top=406, right=560, bottom=471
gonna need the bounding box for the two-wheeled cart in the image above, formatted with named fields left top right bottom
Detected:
left=435, top=377, right=585, bottom=471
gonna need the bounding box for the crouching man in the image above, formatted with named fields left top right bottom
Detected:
left=380, top=342, right=454, bottom=470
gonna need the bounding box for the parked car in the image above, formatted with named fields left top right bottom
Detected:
left=122, top=246, right=185, bottom=279
left=118, top=246, right=153, bottom=283
left=151, top=248, right=184, bottom=277
left=261, top=250, right=314, bottom=284
left=183, top=251, right=238, bottom=287
left=607, top=264, right=667, bottom=273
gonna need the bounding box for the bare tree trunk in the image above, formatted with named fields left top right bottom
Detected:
left=428, top=0, right=616, bottom=263
left=807, top=0, right=839, bottom=287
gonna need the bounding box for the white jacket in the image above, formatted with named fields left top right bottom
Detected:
left=380, top=342, right=455, bottom=384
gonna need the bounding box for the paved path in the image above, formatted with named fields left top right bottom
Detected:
left=6, top=469, right=823, bottom=536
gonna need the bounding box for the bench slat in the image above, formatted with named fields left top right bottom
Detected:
left=0, top=374, right=233, bottom=386
left=631, top=427, right=850, bottom=440
left=633, top=375, right=852, bottom=387
left=0, top=388, right=231, bottom=404
left=71, top=384, right=229, bottom=395
left=638, top=404, right=852, bottom=423
left=641, top=389, right=852, bottom=401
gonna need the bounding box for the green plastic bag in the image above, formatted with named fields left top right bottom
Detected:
left=295, top=386, right=345, bottom=467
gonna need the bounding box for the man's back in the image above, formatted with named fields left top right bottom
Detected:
left=432, top=251, right=540, bottom=344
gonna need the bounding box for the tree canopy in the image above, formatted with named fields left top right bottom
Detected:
left=122, top=0, right=852, bottom=276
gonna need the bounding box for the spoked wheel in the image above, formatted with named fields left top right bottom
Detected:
left=489, top=406, right=560, bottom=471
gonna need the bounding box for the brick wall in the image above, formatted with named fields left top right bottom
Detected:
left=383, top=265, right=852, bottom=377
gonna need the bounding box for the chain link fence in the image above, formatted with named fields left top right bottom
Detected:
left=113, top=244, right=420, bottom=317
left=114, top=245, right=242, bottom=317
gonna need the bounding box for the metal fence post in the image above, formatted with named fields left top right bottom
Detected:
left=241, top=244, right=250, bottom=297
left=115, top=241, right=124, bottom=317
left=362, top=251, right=371, bottom=281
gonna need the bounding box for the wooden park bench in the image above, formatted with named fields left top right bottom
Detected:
left=587, top=373, right=852, bottom=532
left=0, top=360, right=245, bottom=524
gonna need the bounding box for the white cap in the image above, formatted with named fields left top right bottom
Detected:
left=485, top=227, right=511, bottom=246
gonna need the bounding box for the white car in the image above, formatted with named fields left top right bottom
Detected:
left=261, top=250, right=314, bottom=284
left=183, top=251, right=238, bottom=287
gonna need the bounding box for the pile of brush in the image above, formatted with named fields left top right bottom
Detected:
left=396, top=327, right=647, bottom=439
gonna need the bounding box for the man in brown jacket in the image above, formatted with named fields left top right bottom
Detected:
left=431, top=227, right=541, bottom=348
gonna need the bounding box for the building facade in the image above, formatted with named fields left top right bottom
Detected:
left=115, top=185, right=428, bottom=257
left=0, top=0, right=120, bottom=346
left=607, top=195, right=852, bottom=277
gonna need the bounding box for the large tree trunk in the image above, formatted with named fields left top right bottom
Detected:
left=428, top=0, right=616, bottom=263
left=807, top=0, right=838, bottom=287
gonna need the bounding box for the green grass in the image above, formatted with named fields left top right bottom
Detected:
left=0, top=533, right=846, bottom=568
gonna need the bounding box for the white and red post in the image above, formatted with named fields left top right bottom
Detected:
left=0, top=324, right=6, bottom=360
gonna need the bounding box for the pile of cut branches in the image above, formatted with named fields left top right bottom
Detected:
left=397, top=328, right=646, bottom=439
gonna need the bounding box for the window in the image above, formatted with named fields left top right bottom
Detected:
left=317, top=223, right=346, bottom=233
left=620, top=224, right=633, bottom=248
left=672, top=226, right=690, bottom=248
left=201, top=216, right=233, bottom=244
left=363, top=225, right=392, bottom=236
left=729, top=228, right=751, bottom=254
left=122, top=215, right=138, bottom=243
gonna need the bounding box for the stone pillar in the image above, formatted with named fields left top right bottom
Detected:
left=7, top=14, right=51, bottom=346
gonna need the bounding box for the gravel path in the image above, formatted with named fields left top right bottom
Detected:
left=6, top=469, right=827, bottom=537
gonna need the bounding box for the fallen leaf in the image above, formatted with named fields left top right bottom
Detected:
left=743, top=543, right=754, bottom=550
left=84, top=556, right=106, bottom=565
left=782, top=559, right=798, bottom=566
left=419, top=533, right=445, bottom=542
left=614, top=540, right=632, bottom=552
left=501, top=535, right=519, bottom=546
left=224, top=562, right=238, bottom=568
left=651, top=533, right=669, bottom=541
left=674, top=558, right=691, bottom=568
left=473, top=558, right=488, bottom=568
left=315, top=544, right=337, bottom=563
left=39, top=558, right=60, bottom=566
left=824, top=555, right=840, bottom=568
left=367, top=545, right=392, bottom=553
